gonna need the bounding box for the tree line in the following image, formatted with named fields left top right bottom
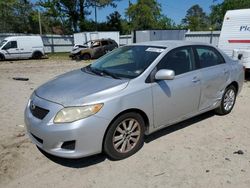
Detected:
left=0, top=0, right=250, bottom=35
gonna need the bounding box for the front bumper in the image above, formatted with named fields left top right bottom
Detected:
left=24, top=94, right=110, bottom=158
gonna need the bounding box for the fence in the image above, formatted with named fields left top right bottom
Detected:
left=0, top=31, right=222, bottom=53
left=185, top=31, right=221, bottom=46
left=119, top=35, right=132, bottom=46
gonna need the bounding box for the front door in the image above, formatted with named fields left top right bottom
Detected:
left=2, top=41, right=19, bottom=59
left=152, top=46, right=201, bottom=127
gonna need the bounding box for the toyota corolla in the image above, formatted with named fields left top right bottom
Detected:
left=24, top=41, right=244, bottom=160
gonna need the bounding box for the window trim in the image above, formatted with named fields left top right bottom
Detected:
left=193, top=45, right=226, bottom=69
left=146, top=46, right=198, bottom=83
left=156, top=45, right=197, bottom=74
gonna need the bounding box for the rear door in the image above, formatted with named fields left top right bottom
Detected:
left=152, top=46, right=202, bottom=127
left=194, top=46, right=230, bottom=111
left=2, top=41, right=19, bottom=59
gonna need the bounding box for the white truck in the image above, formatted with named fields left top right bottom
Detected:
left=0, top=36, right=45, bottom=60
left=218, top=9, right=250, bottom=71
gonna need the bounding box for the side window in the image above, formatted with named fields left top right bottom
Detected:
left=195, top=46, right=225, bottom=68
left=157, top=47, right=195, bottom=75
left=11, top=41, right=17, bottom=48
left=92, top=41, right=101, bottom=48
left=3, top=41, right=17, bottom=49
left=101, top=41, right=109, bottom=46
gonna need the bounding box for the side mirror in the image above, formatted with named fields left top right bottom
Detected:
left=155, top=69, right=175, bottom=80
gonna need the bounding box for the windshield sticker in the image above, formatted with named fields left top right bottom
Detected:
left=146, top=48, right=165, bottom=53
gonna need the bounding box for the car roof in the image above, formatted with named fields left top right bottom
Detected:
left=89, top=38, right=114, bottom=42
left=131, top=40, right=214, bottom=48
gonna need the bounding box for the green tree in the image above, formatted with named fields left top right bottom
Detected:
left=182, top=4, right=209, bottom=31
left=210, top=0, right=250, bottom=30
left=126, top=0, right=162, bottom=30
left=39, top=0, right=119, bottom=33
left=157, top=16, right=176, bottom=29
left=106, top=11, right=122, bottom=32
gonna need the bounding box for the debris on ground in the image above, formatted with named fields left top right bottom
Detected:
left=225, top=158, right=231, bottom=161
left=16, top=124, right=24, bottom=128
left=16, top=133, right=25, bottom=137
left=154, top=172, right=165, bottom=177
left=233, top=150, right=244, bottom=155
left=12, top=77, right=29, bottom=81
left=206, top=170, right=210, bottom=173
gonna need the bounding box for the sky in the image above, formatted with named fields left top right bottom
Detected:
left=87, top=0, right=224, bottom=24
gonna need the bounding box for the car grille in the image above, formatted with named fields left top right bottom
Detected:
left=30, top=105, right=49, bottom=120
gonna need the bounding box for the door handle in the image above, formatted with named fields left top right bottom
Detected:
left=192, top=76, right=200, bottom=83
left=223, top=69, right=229, bottom=74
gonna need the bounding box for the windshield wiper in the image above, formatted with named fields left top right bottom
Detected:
left=85, top=65, right=102, bottom=76
left=100, top=69, right=121, bottom=79
left=86, top=65, right=120, bottom=79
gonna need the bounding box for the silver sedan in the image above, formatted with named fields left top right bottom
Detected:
left=25, top=41, right=244, bottom=160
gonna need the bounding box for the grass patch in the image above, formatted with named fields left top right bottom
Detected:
left=47, top=52, right=70, bottom=60
left=46, top=52, right=93, bottom=64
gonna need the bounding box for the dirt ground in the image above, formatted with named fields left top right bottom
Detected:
left=0, top=58, right=250, bottom=188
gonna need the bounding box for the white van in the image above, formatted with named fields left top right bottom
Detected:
left=0, top=36, right=45, bottom=60
left=218, top=9, right=250, bottom=70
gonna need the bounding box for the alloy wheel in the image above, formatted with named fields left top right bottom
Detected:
left=112, top=118, right=141, bottom=153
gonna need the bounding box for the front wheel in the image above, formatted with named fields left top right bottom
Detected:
left=81, top=53, right=91, bottom=60
left=0, top=54, right=5, bottom=61
left=215, top=85, right=237, bottom=115
left=104, top=113, right=145, bottom=160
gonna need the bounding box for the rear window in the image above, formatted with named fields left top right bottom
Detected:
left=195, top=46, right=225, bottom=68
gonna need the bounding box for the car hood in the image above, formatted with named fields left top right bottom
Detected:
left=35, top=69, right=129, bottom=106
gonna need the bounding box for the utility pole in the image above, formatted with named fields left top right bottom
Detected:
left=94, top=0, right=97, bottom=31
left=38, top=11, right=42, bottom=35
left=128, top=0, right=131, bottom=23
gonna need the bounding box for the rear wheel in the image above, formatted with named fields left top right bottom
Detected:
left=32, top=51, right=43, bottom=59
left=104, top=112, right=145, bottom=160
left=215, top=85, right=237, bottom=115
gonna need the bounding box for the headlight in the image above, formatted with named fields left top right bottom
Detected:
left=54, top=103, right=103, bottom=123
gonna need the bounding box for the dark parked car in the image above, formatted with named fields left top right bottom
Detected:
left=70, top=39, right=118, bottom=60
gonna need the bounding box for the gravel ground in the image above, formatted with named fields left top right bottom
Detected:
left=0, top=58, right=250, bottom=188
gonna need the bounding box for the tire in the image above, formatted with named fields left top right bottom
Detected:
left=215, top=85, right=237, bottom=115
left=32, top=51, right=43, bottom=59
left=0, top=54, right=5, bottom=61
left=104, top=112, right=145, bottom=160
left=81, top=53, right=91, bottom=60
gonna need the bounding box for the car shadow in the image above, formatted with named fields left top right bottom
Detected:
left=38, top=111, right=215, bottom=168
left=145, top=111, right=215, bottom=143
left=37, top=147, right=107, bottom=168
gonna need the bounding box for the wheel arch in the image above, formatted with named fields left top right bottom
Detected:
left=102, top=108, right=150, bottom=150
left=32, top=50, right=43, bottom=58
left=228, top=81, right=239, bottom=94
left=82, top=52, right=92, bottom=59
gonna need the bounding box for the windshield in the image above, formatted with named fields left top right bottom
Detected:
left=88, top=45, right=166, bottom=79
left=0, top=40, right=7, bottom=48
